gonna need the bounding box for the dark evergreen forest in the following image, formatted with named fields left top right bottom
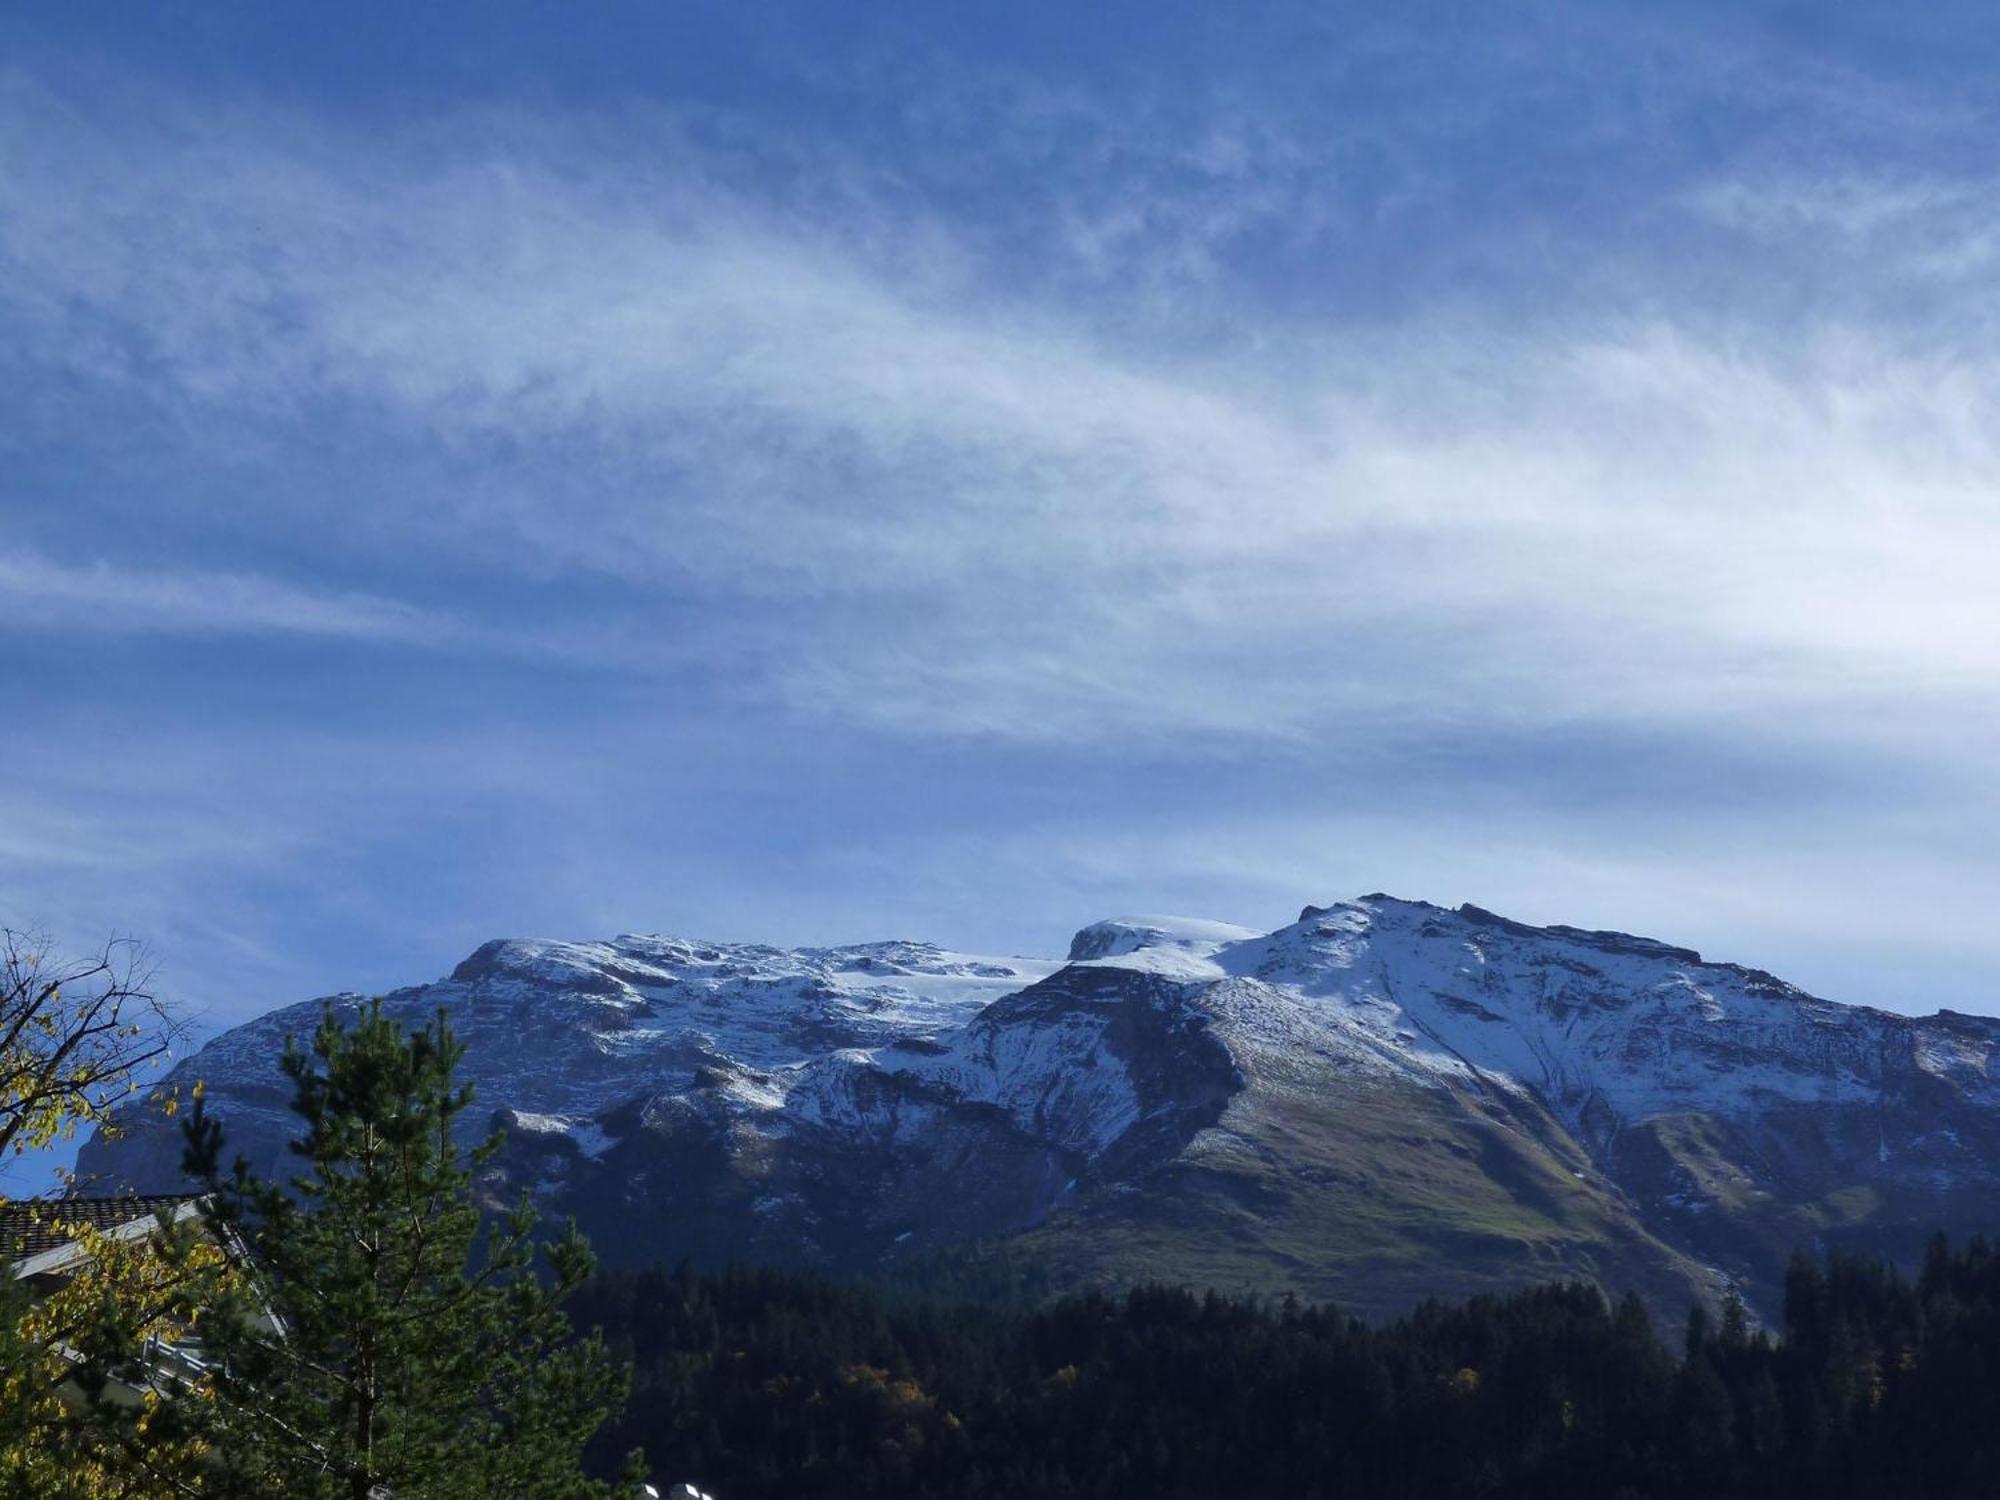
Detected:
left=573, top=1235, right=2000, bottom=1499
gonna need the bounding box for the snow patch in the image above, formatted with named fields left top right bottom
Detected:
left=506, top=1111, right=616, bottom=1159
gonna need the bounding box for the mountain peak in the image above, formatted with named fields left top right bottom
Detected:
left=1453, top=902, right=1705, bottom=965
left=76, top=894, right=2000, bottom=1325
left=1297, top=893, right=1439, bottom=924
left=1066, top=915, right=1262, bottom=963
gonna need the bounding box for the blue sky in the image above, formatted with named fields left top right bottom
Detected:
left=4, top=0, right=1999, bottom=1045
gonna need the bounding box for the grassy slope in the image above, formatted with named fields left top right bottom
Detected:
left=1014, top=1072, right=1719, bottom=1323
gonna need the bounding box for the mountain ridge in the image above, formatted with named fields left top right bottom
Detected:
left=79, top=895, right=2000, bottom=1320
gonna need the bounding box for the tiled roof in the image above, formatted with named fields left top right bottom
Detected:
left=2, top=1195, right=201, bottom=1260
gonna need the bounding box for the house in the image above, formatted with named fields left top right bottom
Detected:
left=4, top=1194, right=222, bottom=1404
left=5, top=1194, right=208, bottom=1280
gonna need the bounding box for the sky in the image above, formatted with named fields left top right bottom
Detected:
left=3, top=0, right=1999, bottom=1051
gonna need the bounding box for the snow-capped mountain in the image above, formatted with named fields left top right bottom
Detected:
left=79, top=897, right=2000, bottom=1319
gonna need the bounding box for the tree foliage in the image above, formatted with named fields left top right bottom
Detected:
left=0, top=930, right=223, bottom=1500
left=577, top=1234, right=2000, bottom=1500
left=0, top=929, right=180, bottom=1183
left=182, top=1001, right=636, bottom=1500
left=1, top=1209, right=227, bottom=1499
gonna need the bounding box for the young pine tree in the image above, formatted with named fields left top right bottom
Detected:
left=182, top=1001, right=640, bottom=1500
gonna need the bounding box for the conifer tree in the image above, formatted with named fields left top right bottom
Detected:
left=182, top=1001, right=638, bottom=1500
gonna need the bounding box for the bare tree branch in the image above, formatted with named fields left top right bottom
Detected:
left=0, top=927, right=190, bottom=1193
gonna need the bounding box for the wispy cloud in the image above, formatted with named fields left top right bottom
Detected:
left=0, top=550, right=460, bottom=643
left=6, top=72, right=1998, bottom=754
left=3, top=24, right=1998, bottom=1023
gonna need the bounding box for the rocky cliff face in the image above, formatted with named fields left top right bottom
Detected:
left=79, top=898, right=2000, bottom=1319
